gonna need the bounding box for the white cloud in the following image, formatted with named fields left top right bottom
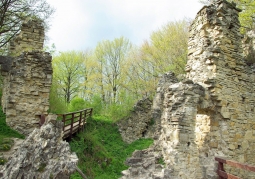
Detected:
left=46, top=0, right=203, bottom=51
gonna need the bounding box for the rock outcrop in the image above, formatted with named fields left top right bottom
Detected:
left=0, top=115, right=78, bottom=179
left=120, top=0, right=255, bottom=178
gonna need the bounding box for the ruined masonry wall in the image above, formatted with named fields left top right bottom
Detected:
left=2, top=19, right=52, bottom=135
left=8, top=19, right=45, bottom=56
left=117, top=98, right=154, bottom=144
left=120, top=0, right=255, bottom=179
left=184, top=0, right=255, bottom=178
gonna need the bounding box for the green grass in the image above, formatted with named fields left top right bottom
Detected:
left=0, top=106, right=24, bottom=165
left=0, top=106, right=25, bottom=141
left=70, top=115, right=153, bottom=179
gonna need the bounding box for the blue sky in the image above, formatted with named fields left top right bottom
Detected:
left=46, top=0, right=203, bottom=52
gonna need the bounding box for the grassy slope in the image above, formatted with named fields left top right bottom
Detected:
left=70, top=116, right=153, bottom=179
left=0, top=106, right=24, bottom=165
left=0, top=106, right=153, bottom=177
left=0, top=106, right=24, bottom=141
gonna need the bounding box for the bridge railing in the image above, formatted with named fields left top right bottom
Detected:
left=215, top=157, right=255, bottom=179
left=60, top=108, right=93, bottom=139
left=39, top=108, right=93, bottom=140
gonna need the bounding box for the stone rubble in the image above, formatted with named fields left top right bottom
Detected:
left=0, top=115, right=78, bottom=179
left=119, top=148, right=170, bottom=179
left=120, top=0, right=255, bottom=178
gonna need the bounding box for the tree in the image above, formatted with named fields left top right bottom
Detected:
left=94, top=37, right=132, bottom=104
left=140, top=20, right=189, bottom=77
left=123, top=48, right=158, bottom=99
left=79, top=49, right=97, bottom=100
left=123, top=20, right=189, bottom=99
left=52, top=51, right=85, bottom=103
left=0, top=0, right=54, bottom=52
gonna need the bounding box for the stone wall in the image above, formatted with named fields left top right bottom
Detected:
left=1, top=19, right=52, bottom=135
left=185, top=0, right=255, bottom=177
left=117, top=72, right=179, bottom=144
left=8, top=19, right=45, bottom=56
left=117, top=98, right=154, bottom=144
left=120, top=0, right=255, bottom=178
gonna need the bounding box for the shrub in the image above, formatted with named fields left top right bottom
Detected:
left=68, top=97, right=87, bottom=112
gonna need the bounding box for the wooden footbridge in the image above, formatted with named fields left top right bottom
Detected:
left=39, top=108, right=93, bottom=140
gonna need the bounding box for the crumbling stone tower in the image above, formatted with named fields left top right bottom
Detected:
left=1, top=19, right=52, bottom=135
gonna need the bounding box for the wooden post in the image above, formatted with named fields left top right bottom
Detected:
left=218, top=160, right=225, bottom=179
left=90, top=108, right=93, bottom=116
left=76, top=166, right=88, bottom=179
left=62, top=115, right=66, bottom=131
left=39, top=114, right=46, bottom=126
left=78, top=111, right=82, bottom=132
left=70, top=113, right=74, bottom=140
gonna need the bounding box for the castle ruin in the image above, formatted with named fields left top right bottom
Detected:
left=1, top=19, right=52, bottom=135
left=119, top=0, right=255, bottom=178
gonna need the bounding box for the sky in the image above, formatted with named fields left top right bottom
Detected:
left=45, top=0, right=203, bottom=52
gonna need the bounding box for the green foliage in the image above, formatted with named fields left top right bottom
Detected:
left=149, top=118, right=155, bottom=126
left=125, top=20, right=189, bottom=98
left=68, top=97, right=87, bottom=112
left=103, top=103, right=131, bottom=122
left=70, top=116, right=153, bottom=179
left=0, top=0, right=54, bottom=54
left=231, top=0, right=255, bottom=33
left=143, top=20, right=189, bottom=76
left=0, top=157, right=7, bottom=165
left=0, top=106, right=24, bottom=157
left=38, top=163, right=47, bottom=172
left=157, top=157, right=165, bottom=166
left=49, top=80, right=68, bottom=114
left=100, top=92, right=136, bottom=122
left=88, top=95, right=104, bottom=115
left=94, top=37, right=132, bottom=104
left=52, top=51, right=85, bottom=103
left=0, top=138, right=14, bottom=151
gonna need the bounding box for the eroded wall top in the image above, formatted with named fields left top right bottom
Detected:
left=8, top=19, right=45, bottom=56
